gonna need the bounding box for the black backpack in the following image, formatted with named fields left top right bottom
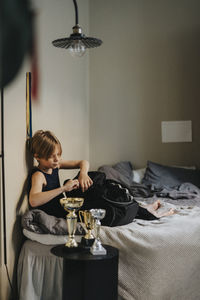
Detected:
left=65, top=172, right=139, bottom=227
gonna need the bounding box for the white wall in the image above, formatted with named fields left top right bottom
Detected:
left=89, top=0, right=200, bottom=170
left=1, top=0, right=200, bottom=298
left=0, top=0, right=89, bottom=299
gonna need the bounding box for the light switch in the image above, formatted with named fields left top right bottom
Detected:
left=161, top=120, right=192, bottom=143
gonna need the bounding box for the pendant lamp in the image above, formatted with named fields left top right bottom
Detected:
left=52, top=0, right=102, bottom=57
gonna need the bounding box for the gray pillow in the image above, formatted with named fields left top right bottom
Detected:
left=98, top=161, right=133, bottom=187
left=142, top=161, right=200, bottom=188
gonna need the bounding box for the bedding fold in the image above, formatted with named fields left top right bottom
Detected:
left=21, top=209, right=84, bottom=235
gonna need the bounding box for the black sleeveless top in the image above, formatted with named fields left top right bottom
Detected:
left=28, top=167, right=66, bottom=218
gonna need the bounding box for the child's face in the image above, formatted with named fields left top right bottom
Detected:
left=36, top=145, right=61, bottom=170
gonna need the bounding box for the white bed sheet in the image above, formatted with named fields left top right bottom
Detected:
left=17, top=240, right=63, bottom=300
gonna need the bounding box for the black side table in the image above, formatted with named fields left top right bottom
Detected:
left=51, top=244, right=119, bottom=300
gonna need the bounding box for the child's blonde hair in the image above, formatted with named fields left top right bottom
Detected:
left=31, top=130, right=62, bottom=159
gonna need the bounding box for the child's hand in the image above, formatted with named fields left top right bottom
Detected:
left=63, top=179, right=79, bottom=192
left=78, top=173, right=93, bottom=192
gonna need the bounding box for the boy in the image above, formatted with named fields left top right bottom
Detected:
left=28, top=130, right=93, bottom=218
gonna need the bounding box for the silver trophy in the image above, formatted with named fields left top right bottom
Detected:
left=90, top=208, right=107, bottom=255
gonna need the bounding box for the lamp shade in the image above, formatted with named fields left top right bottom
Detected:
left=52, top=0, right=102, bottom=57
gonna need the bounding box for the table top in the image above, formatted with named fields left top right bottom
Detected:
left=51, top=244, right=118, bottom=261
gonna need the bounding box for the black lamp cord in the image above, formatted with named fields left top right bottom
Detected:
left=73, top=0, right=79, bottom=25
left=1, top=88, right=14, bottom=295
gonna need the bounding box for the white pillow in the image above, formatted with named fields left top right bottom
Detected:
left=23, top=229, right=82, bottom=245
left=132, top=168, right=146, bottom=183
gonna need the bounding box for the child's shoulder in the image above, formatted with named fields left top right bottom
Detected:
left=31, top=169, right=47, bottom=185
left=27, top=168, right=45, bottom=193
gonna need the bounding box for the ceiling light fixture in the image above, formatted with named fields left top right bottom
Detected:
left=52, top=0, right=102, bottom=57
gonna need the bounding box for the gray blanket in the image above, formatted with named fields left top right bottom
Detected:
left=22, top=209, right=84, bottom=235
left=22, top=162, right=200, bottom=235
left=100, top=203, right=200, bottom=300
left=99, top=161, right=200, bottom=200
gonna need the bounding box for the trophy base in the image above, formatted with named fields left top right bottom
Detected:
left=80, top=237, right=95, bottom=248
left=90, top=246, right=107, bottom=255
left=65, top=238, right=78, bottom=248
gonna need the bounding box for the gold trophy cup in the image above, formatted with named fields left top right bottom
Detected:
left=60, top=197, right=84, bottom=248
left=79, top=210, right=95, bottom=247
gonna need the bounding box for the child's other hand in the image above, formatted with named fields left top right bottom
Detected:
left=78, top=173, right=93, bottom=192
left=63, top=179, right=79, bottom=192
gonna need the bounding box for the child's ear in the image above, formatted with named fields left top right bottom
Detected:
left=34, top=155, right=40, bottom=164
left=34, top=154, right=39, bottom=160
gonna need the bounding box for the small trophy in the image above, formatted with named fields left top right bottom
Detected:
left=90, top=208, right=107, bottom=255
left=79, top=210, right=95, bottom=247
left=60, top=197, right=84, bottom=248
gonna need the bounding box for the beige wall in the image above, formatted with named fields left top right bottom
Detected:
left=0, top=0, right=89, bottom=299
left=89, top=0, right=200, bottom=170
left=1, top=0, right=200, bottom=299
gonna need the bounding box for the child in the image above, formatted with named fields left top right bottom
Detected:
left=28, top=130, right=93, bottom=218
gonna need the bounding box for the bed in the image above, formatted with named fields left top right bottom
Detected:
left=17, top=161, right=200, bottom=300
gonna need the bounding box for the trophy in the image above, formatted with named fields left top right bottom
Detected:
left=79, top=210, right=95, bottom=247
left=90, top=208, right=107, bottom=255
left=60, top=197, right=84, bottom=248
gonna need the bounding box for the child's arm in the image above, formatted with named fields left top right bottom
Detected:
left=29, top=171, right=79, bottom=207
left=60, top=159, right=93, bottom=192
